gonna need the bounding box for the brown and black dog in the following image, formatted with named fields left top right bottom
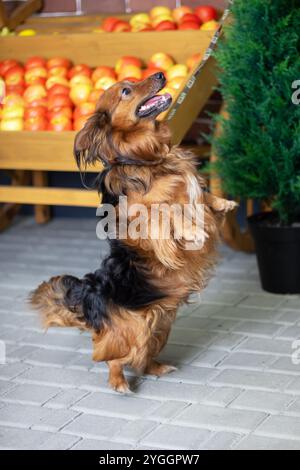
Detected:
left=30, top=73, right=236, bottom=393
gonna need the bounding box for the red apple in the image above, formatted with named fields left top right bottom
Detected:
left=91, top=66, right=116, bottom=83
left=155, top=21, right=177, bottom=31
left=23, top=84, right=47, bottom=103
left=118, top=65, right=142, bottom=81
left=102, top=17, right=120, bottom=32
left=172, top=6, right=193, bottom=23
left=148, top=52, right=174, bottom=71
left=115, top=56, right=143, bottom=75
left=48, top=93, right=73, bottom=110
left=0, top=118, right=24, bottom=131
left=47, top=84, right=70, bottom=98
left=69, top=75, right=93, bottom=87
left=69, top=83, right=92, bottom=105
left=24, top=116, right=48, bottom=131
left=48, top=107, right=73, bottom=120
left=5, top=85, right=25, bottom=96
left=29, top=98, right=48, bottom=108
left=73, top=115, right=91, bottom=131
left=94, top=77, right=117, bottom=90
left=48, top=115, right=72, bottom=131
left=112, top=21, right=131, bottom=32
left=0, top=60, right=19, bottom=77
left=24, top=106, right=47, bottom=119
left=180, top=13, right=201, bottom=25
left=167, top=76, right=185, bottom=90
left=25, top=77, right=46, bottom=87
left=3, top=93, right=25, bottom=107
left=68, top=64, right=91, bottom=79
left=140, top=26, right=154, bottom=32
left=48, top=66, right=68, bottom=78
left=24, top=67, right=47, bottom=84
left=73, top=102, right=95, bottom=120
left=194, top=5, right=218, bottom=23
left=46, top=76, right=70, bottom=90
left=2, top=105, right=24, bottom=120
left=178, top=21, right=200, bottom=30
left=25, top=57, right=46, bottom=70
left=4, top=66, right=24, bottom=87
left=186, top=53, right=202, bottom=71
left=46, top=57, right=72, bottom=70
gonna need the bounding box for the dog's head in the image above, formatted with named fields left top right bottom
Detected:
left=74, top=73, right=172, bottom=169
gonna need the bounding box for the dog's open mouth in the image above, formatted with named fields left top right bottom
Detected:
left=136, top=93, right=172, bottom=118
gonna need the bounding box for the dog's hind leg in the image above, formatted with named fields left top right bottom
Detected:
left=108, top=360, right=130, bottom=394
left=145, top=360, right=177, bottom=377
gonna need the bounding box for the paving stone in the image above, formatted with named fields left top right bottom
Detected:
left=62, top=414, right=127, bottom=440
left=236, top=435, right=300, bottom=450
left=141, top=424, right=211, bottom=450
left=0, top=425, right=52, bottom=450
left=191, top=349, right=227, bottom=367
left=147, top=400, right=189, bottom=423
left=133, top=380, right=214, bottom=403
left=203, top=387, right=242, bottom=407
left=212, top=306, right=282, bottom=322
left=269, top=357, right=300, bottom=375
left=238, top=295, right=284, bottom=309
left=44, top=389, right=90, bottom=409
left=38, top=434, right=81, bottom=450
left=230, top=390, right=294, bottom=414
left=174, top=404, right=267, bottom=434
left=256, top=415, right=300, bottom=441
left=32, top=408, right=79, bottom=432
left=201, top=432, right=242, bottom=450
left=280, top=298, right=300, bottom=311
left=0, top=363, right=30, bottom=380
left=218, top=352, right=274, bottom=371
left=211, top=369, right=294, bottom=392
left=71, top=438, right=133, bottom=450
left=237, top=338, right=292, bottom=356
left=114, top=420, right=158, bottom=445
left=1, top=383, right=61, bottom=406
left=0, top=403, right=52, bottom=428
left=232, top=321, right=282, bottom=338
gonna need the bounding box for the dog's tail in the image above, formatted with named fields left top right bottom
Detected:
left=29, top=274, right=108, bottom=331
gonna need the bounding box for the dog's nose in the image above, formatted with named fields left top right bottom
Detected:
left=154, top=72, right=165, bottom=81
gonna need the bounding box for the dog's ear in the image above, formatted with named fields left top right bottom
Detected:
left=74, top=110, right=110, bottom=168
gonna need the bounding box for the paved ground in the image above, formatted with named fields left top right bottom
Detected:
left=0, top=217, right=300, bottom=450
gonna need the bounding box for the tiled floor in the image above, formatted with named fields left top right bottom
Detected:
left=0, top=217, right=300, bottom=450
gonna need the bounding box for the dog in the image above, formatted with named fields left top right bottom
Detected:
left=30, top=72, right=237, bottom=393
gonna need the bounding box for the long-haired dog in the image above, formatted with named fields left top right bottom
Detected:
left=30, top=72, right=236, bottom=392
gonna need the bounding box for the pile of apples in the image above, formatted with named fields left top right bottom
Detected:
left=0, top=52, right=201, bottom=132
left=99, top=5, right=218, bottom=32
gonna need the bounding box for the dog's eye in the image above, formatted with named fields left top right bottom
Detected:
left=122, top=87, right=131, bottom=97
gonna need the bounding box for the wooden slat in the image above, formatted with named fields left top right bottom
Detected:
left=0, top=131, right=103, bottom=172
left=32, top=170, right=51, bottom=224
left=0, top=186, right=100, bottom=207
left=0, top=0, right=7, bottom=28
left=0, top=30, right=214, bottom=65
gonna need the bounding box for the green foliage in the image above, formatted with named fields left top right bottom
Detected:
left=213, top=0, right=300, bottom=225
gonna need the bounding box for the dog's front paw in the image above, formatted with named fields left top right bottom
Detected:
left=110, top=377, right=131, bottom=394
left=146, top=361, right=177, bottom=377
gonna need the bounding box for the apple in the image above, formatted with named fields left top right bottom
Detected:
left=48, top=93, right=73, bottom=110
left=25, top=56, right=46, bottom=70
left=92, top=66, right=116, bottom=83
left=152, top=15, right=174, bottom=28
left=46, top=76, right=69, bottom=90
left=186, top=53, right=202, bottom=70
left=178, top=21, right=200, bottom=30
left=29, top=98, right=48, bottom=108
left=102, top=17, right=120, bottom=32
left=0, top=77, right=5, bottom=102
left=200, top=20, right=219, bottom=31
left=172, top=6, right=193, bottom=23
left=131, top=22, right=152, bottom=32
left=24, top=67, right=47, bottom=84
left=195, top=6, right=217, bottom=23
left=0, top=60, right=19, bottom=77
left=68, top=64, right=91, bottom=79
left=24, top=116, right=48, bottom=131
left=94, top=76, right=117, bottom=90
left=3, top=93, right=24, bottom=107
left=139, top=26, right=154, bottom=32
left=69, top=83, right=92, bottom=105
left=47, top=84, right=70, bottom=98
left=23, top=84, right=47, bottom=103
left=142, top=67, right=164, bottom=79
left=179, top=13, right=201, bottom=25
left=24, top=106, right=47, bottom=119
left=73, top=115, right=91, bottom=131
left=4, top=66, right=24, bottom=87
left=118, top=65, right=142, bottom=81
left=46, top=57, right=72, bottom=70
left=69, top=75, right=93, bottom=87
left=0, top=118, right=24, bottom=131
left=155, top=21, right=177, bottom=31
left=48, top=115, right=72, bottom=131
left=115, top=56, right=143, bottom=75
left=112, top=21, right=131, bottom=32
left=25, top=77, right=46, bottom=87
left=167, top=76, right=185, bottom=90
left=73, top=102, right=95, bottom=120
left=148, top=52, right=174, bottom=71
left=48, top=66, right=68, bottom=78
left=150, top=6, right=172, bottom=19
left=2, top=105, right=24, bottom=119
left=5, top=85, right=25, bottom=96
left=130, top=13, right=151, bottom=28
left=88, top=89, right=104, bottom=103
left=166, top=64, right=188, bottom=81
left=48, top=107, right=73, bottom=120
left=158, top=86, right=176, bottom=99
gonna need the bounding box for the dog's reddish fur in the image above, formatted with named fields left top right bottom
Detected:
left=31, top=75, right=236, bottom=392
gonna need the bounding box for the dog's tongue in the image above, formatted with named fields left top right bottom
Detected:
left=140, top=93, right=171, bottom=111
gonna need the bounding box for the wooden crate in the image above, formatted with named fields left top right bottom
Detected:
left=0, top=15, right=226, bottom=228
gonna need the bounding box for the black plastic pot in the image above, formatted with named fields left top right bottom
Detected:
left=248, top=212, right=300, bottom=294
